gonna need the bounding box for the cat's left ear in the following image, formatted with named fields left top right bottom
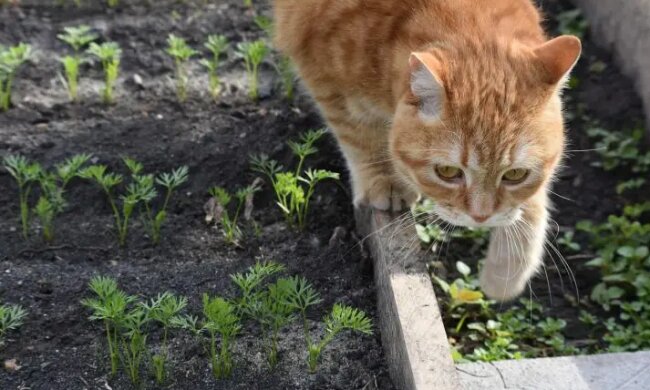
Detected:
left=409, top=52, right=445, bottom=121
left=533, top=35, right=582, bottom=85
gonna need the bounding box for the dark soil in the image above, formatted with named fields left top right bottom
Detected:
left=433, top=0, right=649, bottom=348
left=0, top=1, right=393, bottom=389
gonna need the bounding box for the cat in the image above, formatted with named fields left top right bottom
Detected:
left=273, top=0, right=581, bottom=301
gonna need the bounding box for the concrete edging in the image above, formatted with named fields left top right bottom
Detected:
left=355, top=207, right=459, bottom=390
left=573, top=0, right=650, bottom=129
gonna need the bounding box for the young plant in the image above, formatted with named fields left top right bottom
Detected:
left=206, top=183, right=260, bottom=246
left=176, top=295, right=241, bottom=379
left=243, top=0, right=252, bottom=8
left=199, top=34, right=228, bottom=100
left=34, top=154, right=91, bottom=242
left=107, top=0, right=118, bottom=7
left=236, top=40, right=269, bottom=100
left=283, top=276, right=372, bottom=372
left=118, top=307, right=150, bottom=385
left=0, top=43, right=33, bottom=111
left=87, top=42, right=121, bottom=104
left=166, top=34, right=198, bottom=102
left=251, top=129, right=339, bottom=230
left=275, top=55, right=295, bottom=101
left=57, top=25, right=98, bottom=101
left=81, top=276, right=136, bottom=376
left=144, top=292, right=187, bottom=384
left=244, top=277, right=298, bottom=367
left=143, top=166, right=189, bottom=245
left=0, top=303, right=27, bottom=345
left=3, top=155, right=42, bottom=239
left=231, top=261, right=286, bottom=314
left=254, top=15, right=274, bottom=38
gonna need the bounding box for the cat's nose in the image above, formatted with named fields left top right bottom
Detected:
left=470, top=214, right=490, bottom=223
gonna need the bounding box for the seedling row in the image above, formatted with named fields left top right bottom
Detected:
left=1, top=20, right=293, bottom=111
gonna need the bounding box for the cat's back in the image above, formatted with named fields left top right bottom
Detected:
left=274, top=0, right=545, bottom=104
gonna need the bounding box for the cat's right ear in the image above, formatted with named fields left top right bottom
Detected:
left=409, top=52, right=445, bottom=121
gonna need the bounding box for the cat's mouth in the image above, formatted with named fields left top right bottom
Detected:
left=431, top=205, right=522, bottom=228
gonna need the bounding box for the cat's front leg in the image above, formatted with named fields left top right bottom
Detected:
left=479, top=192, right=548, bottom=301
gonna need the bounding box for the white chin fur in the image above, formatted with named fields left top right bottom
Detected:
left=432, top=205, right=522, bottom=228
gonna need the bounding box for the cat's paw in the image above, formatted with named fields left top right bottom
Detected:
left=353, top=174, right=418, bottom=211
left=479, top=264, right=527, bottom=301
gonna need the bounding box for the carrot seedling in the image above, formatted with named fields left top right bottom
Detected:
left=166, top=34, right=198, bottom=103
left=275, top=56, right=295, bottom=101
left=118, top=307, right=150, bottom=385
left=254, top=15, right=273, bottom=38
left=107, top=0, right=118, bottom=7
left=207, top=182, right=259, bottom=246
left=244, top=277, right=298, bottom=367
left=87, top=42, right=121, bottom=104
left=236, top=40, right=269, bottom=101
left=199, top=34, right=228, bottom=100
left=231, top=261, right=285, bottom=315
left=0, top=303, right=27, bottom=346
left=175, top=295, right=241, bottom=379
left=33, top=153, right=91, bottom=242
left=3, top=155, right=42, bottom=239
left=0, top=43, right=33, bottom=111
left=251, top=129, right=339, bottom=230
left=283, top=277, right=372, bottom=372
left=57, top=25, right=97, bottom=101
left=145, top=166, right=189, bottom=245
left=82, top=276, right=137, bottom=377
left=143, top=292, right=187, bottom=384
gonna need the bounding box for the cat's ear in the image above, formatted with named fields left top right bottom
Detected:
left=409, top=52, right=445, bottom=121
left=533, top=35, right=582, bottom=85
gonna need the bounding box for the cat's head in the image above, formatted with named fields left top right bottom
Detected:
left=391, top=36, right=581, bottom=227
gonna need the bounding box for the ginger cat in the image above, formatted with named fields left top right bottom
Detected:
left=273, top=0, right=581, bottom=300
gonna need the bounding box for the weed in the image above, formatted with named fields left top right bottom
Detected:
left=207, top=182, right=260, bottom=246
left=3, top=155, right=42, bottom=238
left=0, top=43, right=33, bottom=111
left=0, top=303, right=27, bottom=345
left=432, top=261, right=577, bottom=362
left=87, top=42, right=121, bottom=104
left=199, top=34, right=228, bottom=100
left=251, top=129, right=339, bottom=230
left=166, top=34, right=198, bottom=102
left=58, top=25, right=97, bottom=101
left=556, top=9, right=589, bottom=39
left=236, top=40, right=269, bottom=100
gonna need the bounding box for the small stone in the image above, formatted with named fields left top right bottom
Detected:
left=4, top=359, right=21, bottom=372
left=132, top=74, right=144, bottom=87
left=156, top=114, right=164, bottom=120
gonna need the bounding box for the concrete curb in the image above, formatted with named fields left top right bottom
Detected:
left=355, top=207, right=459, bottom=390
left=457, top=351, right=650, bottom=390
left=574, top=0, right=650, bottom=129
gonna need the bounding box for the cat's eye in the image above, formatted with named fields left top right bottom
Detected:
left=502, top=168, right=529, bottom=184
left=435, top=165, right=463, bottom=181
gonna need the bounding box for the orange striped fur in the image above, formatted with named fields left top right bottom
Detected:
left=274, top=0, right=581, bottom=300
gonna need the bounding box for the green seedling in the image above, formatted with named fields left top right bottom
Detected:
left=236, top=40, right=269, bottom=100
left=3, top=155, right=42, bottom=239
left=118, top=307, right=150, bottom=385
left=254, top=15, right=274, bottom=38
left=82, top=276, right=137, bottom=376
left=231, top=261, right=286, bottom=314
left=243, top=0, right=252, bottom=8
left=199, top=34, right=228, bottom=100
left=207, top=182, right=260, bottom=246
left=283, top=276, right=372, bottom=372
left=87, top=42, right=121, bottom=104
left=144, top=165, right=189, bottom=245
left=107, top=0, right=118, bottom=7
left=58, top=25, right=98, bottom=101
left=245, top=277, right=298, bottom=367
left=275, top=56, right=295, bottom=101
left=143, top=292, right=187, bottom=384
left=166, top=34, right=198, bottom=103
left=34, top=154, right=91, bottom=242
left=0, top=43, right=33, bottom=111
left=0, top=303, right=27, bottom=345
left=175, top=295, right=241, bottom=379
left=251, top=129, right=339, bottom=230
left=556, top=9, right=589, bottom=39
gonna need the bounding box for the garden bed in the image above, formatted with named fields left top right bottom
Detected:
left=0, top=1, right=393, bottom=389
